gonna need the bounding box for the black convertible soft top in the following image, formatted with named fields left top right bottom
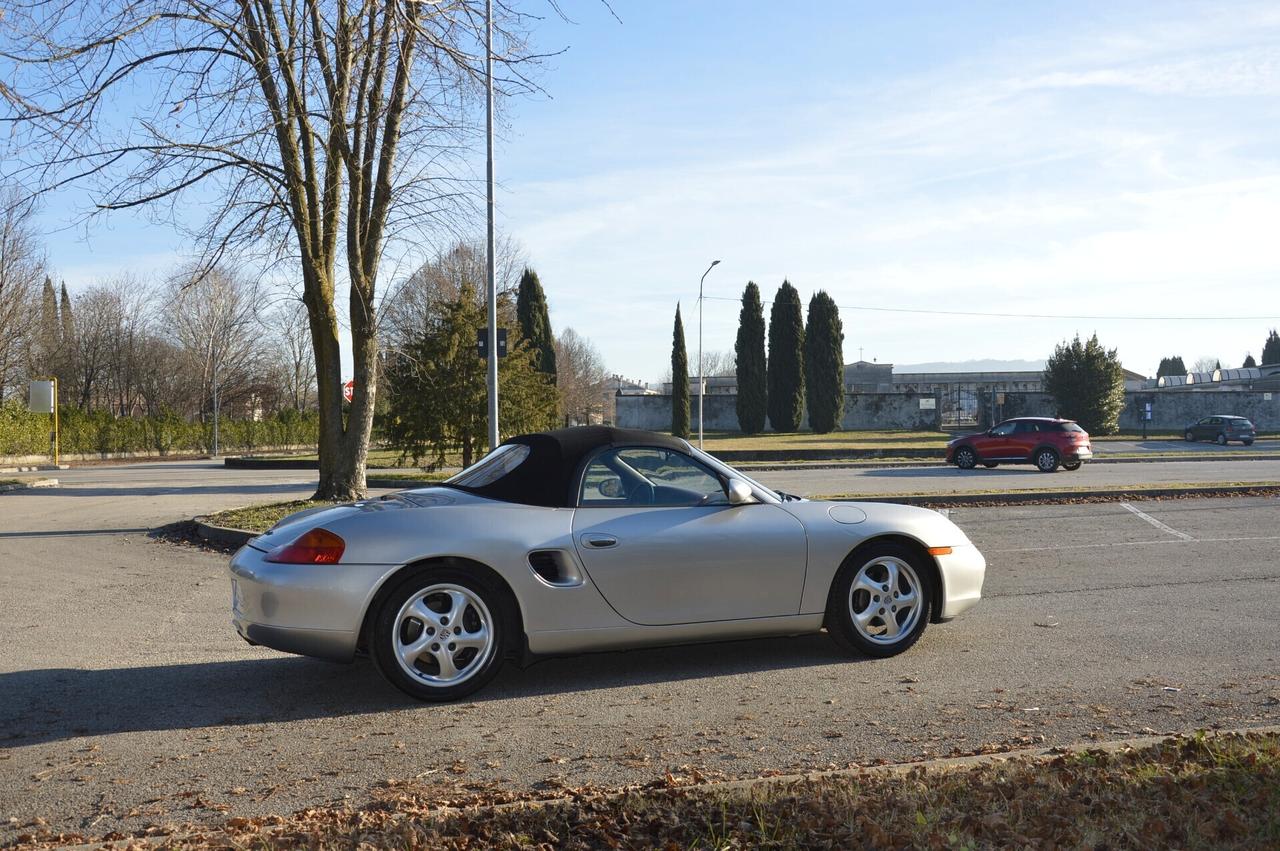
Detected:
left=446, top=426, right=690, bottom=508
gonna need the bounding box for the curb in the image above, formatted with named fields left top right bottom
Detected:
left=0, top=477, right=58, bottom=493
left=45, top=724, right=1280, bottom=850
left=839, top=482, right=1280, bottom=507
left=192, top=517, right=256, bottom=548
left=736, top=452, right=1280, bottom=472
left=0, top=464, right=68, bottom=474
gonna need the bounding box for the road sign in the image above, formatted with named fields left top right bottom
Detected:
left=343, top=380, right=354, bottom=403
left=29, top=380, right=54, bottom=414
left=477, top=327, right=508, bottom=359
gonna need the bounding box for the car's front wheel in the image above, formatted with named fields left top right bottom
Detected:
left=1243, top=439, right=1255, bottom=446
left=826, top=543, right=933, bottom=658
left=372, top=567, right=508, bottom=702
left=1034, top=448, right=1060, bottom=472
left=1185, top=430, right=1194, bottom=442
left=954, top=446, right=978, bottom=469
left=1062, top=461, right=1081, bottom=471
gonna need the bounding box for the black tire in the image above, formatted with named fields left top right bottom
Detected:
left=826, top=543, right=934, bottom=659
left=1185, top=430, right=1194, bottom=442
left=371, top=566, right=510, bottom=702
left=1034, top=447, right=1059, bottom=472
left=954, top=446, right=978, bottom=470
left=1216, top=433, right=1228, bottom=446
left=982, top=462, right=998, bottom=468
left=1243, top=439, right=1255, bottom=446
left=1062, top=461, right=1081, bottom=471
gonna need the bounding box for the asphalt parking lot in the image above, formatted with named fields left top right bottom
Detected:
left=1, top=466, right=1279, bottom=840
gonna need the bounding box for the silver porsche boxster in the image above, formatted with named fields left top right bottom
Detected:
left=229, top=427, right=985, bottom=701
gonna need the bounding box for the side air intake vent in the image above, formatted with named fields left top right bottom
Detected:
left=527, top=550, right=583, bottom=587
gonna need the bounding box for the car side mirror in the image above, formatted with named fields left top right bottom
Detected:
left=598, top=477, right=624, bottom=499
left=726, top=478, right=756, bottom=505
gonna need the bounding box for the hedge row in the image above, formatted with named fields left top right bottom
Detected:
left=0, top=401, right=319, bottom=458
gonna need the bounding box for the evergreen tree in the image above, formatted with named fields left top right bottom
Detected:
left=767, top=281, right=804, bottom=432
left=670, top=304, right=689, bottom=438
left=733, top=282, right=767, bottom=434
left=59, top=281, right=75, bottom=340
left=1156, top=356, right=1186, bottom=377
left=1263, top=330, right=1280, bottom=366
left=1043, top=333, right=1126, bottom=435
left=381, top=293, right=556, bottom=469
left=515, top=268, right=557, bottom=381
left=1244, top=354, right=1257, bottom=368
left=803, top=291, right=844, bottom=433
left=39, top=277, right=59, bottom=368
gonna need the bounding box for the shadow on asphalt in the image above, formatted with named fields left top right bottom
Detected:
left=1, top=483, right=313, bottom=498
left=0, top=634, right=853, bottom=746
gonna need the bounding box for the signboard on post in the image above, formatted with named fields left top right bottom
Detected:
left=342, top=380, right=354, bottom=404
left=476, top=327, right=508, bottom=359
left=29, top=380, right=54, bottom=414
left=28, top=379, right=59, bottom=465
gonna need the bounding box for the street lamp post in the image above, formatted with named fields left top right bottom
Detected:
left=484, top=0, right=499, bottom=452
left=697, top=259, right=721, bottom=448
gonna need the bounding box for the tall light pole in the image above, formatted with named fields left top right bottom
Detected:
left=697, top=259, right=721, bottom=448
left=484, top=0, right=499, bottom=452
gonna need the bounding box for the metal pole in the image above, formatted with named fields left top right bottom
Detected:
left=697, top=260, right=720, bottom=448
left=484, top=0, right=499, bottom=451
left=212, top=345, right=220, bottom=458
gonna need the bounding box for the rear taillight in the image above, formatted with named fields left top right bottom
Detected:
left=265, top=528, right=346, bottom=564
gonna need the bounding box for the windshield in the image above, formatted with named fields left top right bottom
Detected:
left=445, top=444, right=531, bottom=488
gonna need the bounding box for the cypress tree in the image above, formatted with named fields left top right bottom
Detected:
left=1263, top=330, right=1280, bottom=366
left=803, top=290, right=844, bottom=433
left=734, top=282, right=767, bottom=434
left=1156, top=356, right=1186, bottom=377
left=515, top=268, right=556, bottom=381
left=766, top=281, right=804, bottom=432
left=671, top=304, right=689, bottom=438
left=39, top=277, right=60, bottom=365
left=59, top=281, right=75, bottom=340
left=1244, top=354, right=1257, bottom=368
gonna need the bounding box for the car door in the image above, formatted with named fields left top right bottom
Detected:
left=1197, top=417, right=1218, bottom=440
left=1011, top=420, right=1040, bottom=459
left=571, top=446, right=808, bottom=625
left=981, top=421, right=1018, bottom=459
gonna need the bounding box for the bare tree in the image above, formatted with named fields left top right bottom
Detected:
left=0, top=187, right=43, bottom=401
left=555, top=327, right=610, bottom=426
left=1191, top=357, right=1221, bottom=376
left=166, top=266, right=264, bottom=423
left=267, top=298, right=318, bottom=412
left=1, top=0, right=547, bottom=498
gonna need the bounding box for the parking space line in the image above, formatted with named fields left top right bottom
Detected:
left=1119, top=502, right=1195, bottom=541
left=988, top=534, right=1280, bottom=554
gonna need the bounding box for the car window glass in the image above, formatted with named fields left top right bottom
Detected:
left=579, top=448, right=725, bottom=507
left=1013, top=421, right=1037, bottom=433
left=1061, top=422, right=1084, bottom=433
left=445, top=444, right=530, bottom=487
left=990, top=422, right=1016, bottom=436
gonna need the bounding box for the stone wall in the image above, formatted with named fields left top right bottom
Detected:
left=982, top=391, right=1280, bottom=431
left=615, top=392, right=943, bottom=433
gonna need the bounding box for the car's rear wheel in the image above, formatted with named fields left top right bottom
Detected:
left=1034, top=448, right=1059, bottom=472
left=1216, top=433, right=1228, bottom=446
left=1185, top=430, right=1194, bottom=442
left=826, top=543, right=933, bottom=658
left=1062, top=461, right=1081, bottom=471
left=372, top=568, right=508, bottom=702
left=1243, top=439, right=1255, bottom=446
left=954, top=446, right=978, bottom=469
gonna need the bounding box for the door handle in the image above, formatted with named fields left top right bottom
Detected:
left=581, top=533, right=618, bottom=549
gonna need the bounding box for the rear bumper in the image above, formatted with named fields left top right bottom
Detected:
left=936, top=543, right=985, bottom=620
left=229, top=545, right=392, bottom=663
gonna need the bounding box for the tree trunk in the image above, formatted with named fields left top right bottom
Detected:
left=309, top=267, right=373, bottom=501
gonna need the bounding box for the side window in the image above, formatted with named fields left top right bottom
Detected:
left=990, top=422, right=1016, bottom=436
left=578, top=447, right=726, bottom=507
left=1013, top=421, right=1038, bottom=433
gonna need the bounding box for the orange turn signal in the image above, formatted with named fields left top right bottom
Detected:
left=926, top=546, right=953, bottom=556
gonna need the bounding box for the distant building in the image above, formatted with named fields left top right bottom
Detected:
left=661, top=375, right=737, bottom=395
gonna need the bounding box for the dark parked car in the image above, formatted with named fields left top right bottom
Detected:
left=946, top=417, right=1093, bottom=473
left=1184, top=415, right=1255, bottom=446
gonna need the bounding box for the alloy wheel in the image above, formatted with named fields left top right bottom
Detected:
left=393, top=584, right=495, bottom=686
left=846, top=556, right=924, bottom=645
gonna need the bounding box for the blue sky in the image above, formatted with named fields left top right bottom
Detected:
left=35, top=1, right=1280, bottom=382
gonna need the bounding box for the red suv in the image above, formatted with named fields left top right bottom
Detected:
left=946, top=417, right=1093, bottom=473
